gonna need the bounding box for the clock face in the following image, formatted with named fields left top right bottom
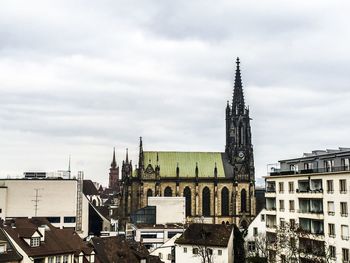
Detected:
left=238, top=151, right=245, bottom=158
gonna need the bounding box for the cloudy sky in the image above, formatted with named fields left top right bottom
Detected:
left=1, top=0, right=350, bottom=186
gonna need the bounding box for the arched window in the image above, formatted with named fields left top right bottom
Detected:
left=202, top=187, right=210, bottom=217
left=147, top=189, right=153, bottom=198
left=221, top=187, right=229, bottom=216
left=92, top=199, right=97, bottom=206
left=241, top=189, right=247, bottom=212
left=183, top=187, right=192, bottom=216
left=164, top=187, right=172, bottom=197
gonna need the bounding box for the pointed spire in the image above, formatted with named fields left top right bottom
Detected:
left=125, top=148, right=129, bottom=163
left=111, top=147, right=117, bottom=168
left=232, top=57, right=245, bottom=115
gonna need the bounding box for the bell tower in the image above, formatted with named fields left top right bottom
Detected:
left=225, top=58, right=254, bottom=182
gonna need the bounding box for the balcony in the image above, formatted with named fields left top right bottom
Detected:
left=299, top=218, right=324, bottom=236
left=270, top=166, right=350, bottom=176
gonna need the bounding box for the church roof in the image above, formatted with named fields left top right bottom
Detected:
left=143, top=151, right=227, bottom=178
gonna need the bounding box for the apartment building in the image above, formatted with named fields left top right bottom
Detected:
left=265, top=148, right=350, bottom=263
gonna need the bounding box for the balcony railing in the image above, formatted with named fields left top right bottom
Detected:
left=296, top=188, right=323, bottom=193
left=298, top=209, right=323, bottom=214
left=266, top=187, right=276, bottom=193
left=270, top=166, right=350, bottom=176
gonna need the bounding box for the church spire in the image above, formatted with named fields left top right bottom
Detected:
left=232, top=57, right=245, bottom=115
left=125, top=148, right=129, bottom=163
left=111, top=147, right=117, bottom=168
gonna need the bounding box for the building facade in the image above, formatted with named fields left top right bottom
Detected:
left=120, top=58, right=256, bottom=227
left=265, top=148, right=350, bottom=263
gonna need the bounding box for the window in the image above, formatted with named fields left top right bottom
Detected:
left=340, top=179, right=347, bottom=193
left=221, top=187, right=229, bottom=216
left=342, top=158, right=350, bottom=171
left=341, top=225, right=349, bottom=240
left=328, top=223, right=335, bottom=237
left=279, top=200, right=285, bottom=212
left=324, top=160, right=334, bottom=172
left=290, top=219, right=295, bottom=229
left=280, top=218, right=285, bottom=228
left=48, top=257, right=54, bottom=263
left=253, top=227, right=258, bottom=236
left=64, top=217, right=76, bottom=223
left=63, top=255, right=68, bottom=263
left=328, top=201, right=335, bottom=215
left=279, top=182, right=284, bottom=193
left=327, top=180, right=334, bottom=193
left=261, top=214, right=265, bottom=222
left=289, top=200, right=295, bottom=212
left=183, top=247, right=187, bottom=253
left=0, top=244, right=6, bottom=254
left=0, top=208, right=2, bottom=213
left=248, top=241, right=256, bottom=252
left=193, top=248, right=198, bottom=254
left=164, top=186, right=172, bottom=197
left=47, top=217, right=60, bottom=223
left=329, top=246, right=336, bottom=259
left=202, top=187, right=211, bottom=216
left=207, top=248, right=213, bottom=255
left=158, top=253, right=162, bottom=259
left=218, top=249, right=222, bottom=256
left=30, top=237, right=40, bottom=247
left=56, top=256, right=61, bottom=263
left=288, top=182, right=294, bottom=193
left=241, top=189, right=247, bottom=212
left=184, top=187, right=192, bottom=216
left=341, top=202, right=348, bottom=217
left=167, top=254, right=172, bottom=260
left=343, top=248, right=349, bottom=262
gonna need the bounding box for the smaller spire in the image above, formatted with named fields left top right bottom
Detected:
left=111, top=147, right=117, bottom=168
left=125, top=148, right=129, bottom=163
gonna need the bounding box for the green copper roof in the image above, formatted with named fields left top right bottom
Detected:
left=143, top=151, right=226, bottom=178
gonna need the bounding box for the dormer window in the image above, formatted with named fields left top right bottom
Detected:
left=0, top=243, right=7, bottom=253
left=30, top=237, right=40, bottom=247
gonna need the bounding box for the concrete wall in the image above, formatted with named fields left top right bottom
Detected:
left=0, top=179, right=79, bottom=230
left=148, top=197, right=186, bottom=224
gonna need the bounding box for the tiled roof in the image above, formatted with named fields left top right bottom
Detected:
left=3, top=218, right=75, bottom=257
left=0, top=228, right=23, bottom=262
left=91, top=236, right=162, bottom=263
left=55, top=229, right=94, bottom=256
left=143, top=151, right=227, bottom=178
left=175, top=223, right=233, bottom=247
left=83, top=180, right=99, bottom=195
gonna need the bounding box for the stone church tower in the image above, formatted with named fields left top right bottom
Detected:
left=108, top=147, right=120, bottom=191
left=119, top=58, right=256, bottom=228
left=225, top=58, right=255, bottom=182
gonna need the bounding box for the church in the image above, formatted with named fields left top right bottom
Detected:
left=113, top=58, right=256, bottom=227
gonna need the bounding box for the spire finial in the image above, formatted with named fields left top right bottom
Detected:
left=126, top=148, right=129, bottom=163
left=232, top=57, right=245, bottom=114
left=111, top=147, right=117, bottom=168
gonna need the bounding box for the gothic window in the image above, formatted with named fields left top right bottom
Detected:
left=183, top=187, right=192, bottom=216
left=164, top=187, right=172, bottom=197
left=241, top=189, right=247, bottom=212
left=238, top=124, right=242, bottom=145
left=221, top=187, right=229, bottom=216
left=147, top=189, right=153, bottom=197
left=202, top=187, right=210, bottom=217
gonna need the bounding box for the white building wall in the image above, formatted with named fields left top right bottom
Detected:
left=175, top=244, right=230, bottom=263
left=148, top=197, right=185, bottom=224
left=0, top=179, right=89, bottom=236
left=245, top=209, right=267, bottom=257
left=265, top=171, right=350, bottom=263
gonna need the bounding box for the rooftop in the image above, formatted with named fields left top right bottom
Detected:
left=175, top=223, right=233, bottom=247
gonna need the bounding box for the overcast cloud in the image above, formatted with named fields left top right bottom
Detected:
left=1, top=0, right=350, bottom=185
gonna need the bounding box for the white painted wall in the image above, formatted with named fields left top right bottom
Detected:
left=244, top=209, right=267, bottom=258
left=150, top=233, right=181, bottom=263
left=148, top=197, right=185, bottom=224
left=175, top=244, right=231, bottom=263
left=0, top=179, right=89, bottom=236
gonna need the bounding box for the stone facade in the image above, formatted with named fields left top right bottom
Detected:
left=119, top=58, right=256, bottom=227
